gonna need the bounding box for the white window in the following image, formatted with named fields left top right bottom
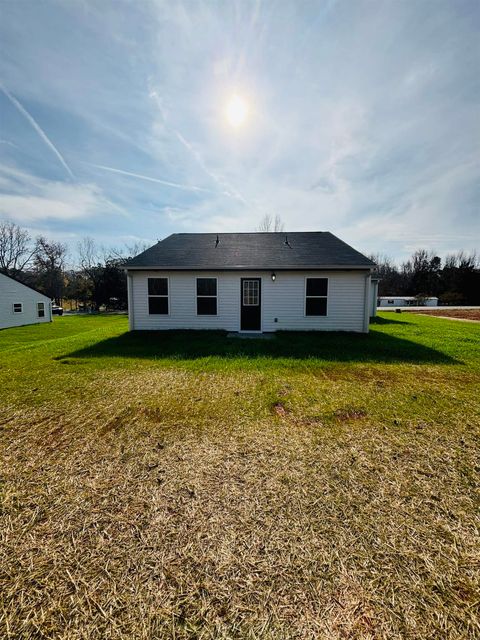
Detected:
left=148, top=278, right=169, bottom=314
left=242, top=280, right=259, bottom=306
left=37, top=302, right=45, bottom=318
left=196, top=278, right=217, bottom=315
left=387, top=299, right=394, bottom=304
left=305, top=278, right=328, bottom=316
left=13, top=303, right=23, bottom=314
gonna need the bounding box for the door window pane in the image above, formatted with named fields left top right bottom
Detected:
left=243, top=280, right=259, bottom=306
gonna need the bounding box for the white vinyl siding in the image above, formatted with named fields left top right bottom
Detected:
left=129, top=270, right=369, bottom=332
left=0, top=273, right=51, bottom=329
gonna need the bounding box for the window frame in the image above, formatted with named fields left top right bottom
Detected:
left=13, top=303, right=23, bottom=314
left=147, top=276, right=170, bottom=315
left=304, top=277, right=328, bottom=317
left=196, top=277, right=218, bottom=316
left=37, top=302, right=46, bottom=318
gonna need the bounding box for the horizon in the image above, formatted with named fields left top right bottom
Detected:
left=1, top=0, right=479, bottom=262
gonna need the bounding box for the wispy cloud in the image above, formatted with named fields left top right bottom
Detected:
left=0, top=163, right=122, bottom=223
left=174, top=130, right=249, bottom=205
left=0, top=1, right=478, bottom=259
left=86, top=162, right=215, bottom=194
left=0, top=84, right=74, bottom=179
left=149, top=88, right=250, bottom=206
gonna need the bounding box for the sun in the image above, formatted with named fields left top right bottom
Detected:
left=225, top=94, right=249, bottom=127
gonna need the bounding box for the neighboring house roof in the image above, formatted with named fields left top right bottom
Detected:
left=0, top=272, right=51, bottom=299
left=125, top=232, right=375, bottom=270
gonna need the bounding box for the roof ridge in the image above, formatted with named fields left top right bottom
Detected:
left=172, top=231, right=329, bottom=235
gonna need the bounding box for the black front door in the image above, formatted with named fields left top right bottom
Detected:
left=240, top=278, right=261, bottom=331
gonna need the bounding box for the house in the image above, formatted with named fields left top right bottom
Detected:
left=378, top=296, right=438, bottom=308
left=125, top=232, right=376, bottom=333
left=0, top=273, right=52, bottom=329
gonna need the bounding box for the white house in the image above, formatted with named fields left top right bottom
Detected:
left=378, top=296, right=438, bottom=308
left=0, top=273, right=52, bottom=330
left=125, top=232, right=377, bottom=333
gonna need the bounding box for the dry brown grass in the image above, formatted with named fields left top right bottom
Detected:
left=1, top=366, right=479, bottom=639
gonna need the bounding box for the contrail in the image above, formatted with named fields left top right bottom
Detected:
left=87, top=163, right=215, bottom=194
left=0, top=84, right=74, bottom=179
left=175, top=131, right=248, bottom=205
left=149, top=87, right=249, bottom=205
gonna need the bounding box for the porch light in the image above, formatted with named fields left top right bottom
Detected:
left=271, top=272, right=276, bottom=281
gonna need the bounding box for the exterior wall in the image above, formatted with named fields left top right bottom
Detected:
left=0, top=273, right=52, bottom=329
left=128, top=269, right=370, bottom=333
left=378, top=297, right=438, bottom=307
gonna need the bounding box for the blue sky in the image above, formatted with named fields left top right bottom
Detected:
left=0, top=0, right=479, bottom=262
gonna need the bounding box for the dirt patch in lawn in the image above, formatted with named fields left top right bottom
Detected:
left=408, top=308, right=480, bottom=321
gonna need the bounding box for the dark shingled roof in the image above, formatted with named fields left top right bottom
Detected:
left=126, top=232, right=374, bottom=270
left=1, top=272, right=51, bottom=298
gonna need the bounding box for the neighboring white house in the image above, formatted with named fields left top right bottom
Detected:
left=0, top=273, right=52, bottom=330
left=378, top=296, right=438, bottom=308
left=125, top=232, right=377, bottom=333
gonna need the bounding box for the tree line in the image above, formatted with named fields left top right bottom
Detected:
left=370, top=250, right=479, bottom=305
left=0, top=221, right=146, bottom=310
left=1, top=220, right=478, bottom=308
left=257, top=214, right=479, bottom=305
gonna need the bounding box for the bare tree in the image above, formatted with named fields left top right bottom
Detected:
left=257, top=214, right=285, bottom=232
left=78, top=237, right=106, bottom=311
left=34, top=236, right=67, bottom=303
left=0, top=221, right=36, bottom=276
left=78, top=237, right=99, bottom=270
left=77, top=237, right=131, bottom=311
left=107, top=241, right=149, bottom=263
left=368, top=253, right=403, bottom=296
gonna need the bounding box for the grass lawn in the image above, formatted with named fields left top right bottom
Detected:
left=1, top=314, right=479, bottom=639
